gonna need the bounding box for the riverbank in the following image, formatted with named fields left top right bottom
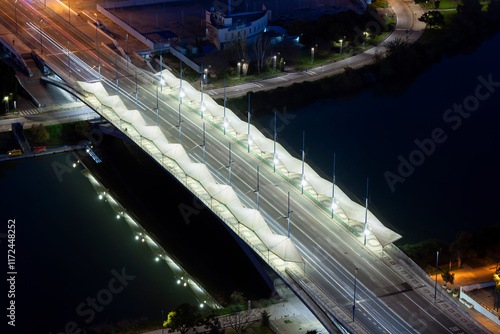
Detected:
left=224, top=3, right=500, bottom=116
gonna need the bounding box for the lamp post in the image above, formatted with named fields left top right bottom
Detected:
left=362, top=32, right=367, bottom=48
left=68, top=41, right=71, bottom=79
left=223, top=78, right=227, bottom=135
left=331, top=153, right=336, bottom=218
left=273, top=110, right=277, bottom=172
left=339, top=39, right=343, bottom=54
left=3, top=96, right=9, bottom=113
left=363, top=177, right=369, bottom=246
left=39, top=19, right=43, bottom=54
left=301, top=131, right=305, bottom=194
left=353, top=267, right=359, bottom=321
left=94, top=13, right=98, bottom=48
left=247, top=93, right=251, bottom=153
left=273, top=55, right=276, bottom=70
left=14, top=0, right=18, bottom=34
left=237, top=62, right=241, bottom=78
left=434, top=251, right=439, bottom=303
left=126, top=33, right=129, bottom=68
left=161, top=310, right=164, bottom=334
left=310, top=47, right=314, bottom=63
left=200, top=64, right=204, bottom=118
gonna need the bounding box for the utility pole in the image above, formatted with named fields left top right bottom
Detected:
left=202, top=123, right=206, bottom=164
left=301, top=131, right=305, bottom=194
left=273, top=110, right=277, bottom=172
left=247, top=93, right=251, bottom=153
left=353, top=268, right=359, bottom=321
left=434, top=251, right=439, bottom=303
left=200, top=64, right=204, bottom=118
left=156, top=84, right=159, bottom=126
left=160, top=52, right=163, bottom=91
left=286, top=192, right=293, bottom=238
left=228, top=143, right=232, bottom=186
left=68, top=41, right=71, bottom=79
left=364, top=177, right=369, bottom=246
left=255, top=166, right=260, bottom=211
left=332, top=153, right=336, bottom=218
left=178, top=104, right=182, bottom=144
left=223, top=78, right=227, bottom=135
left=135, top=71, right=138, bottom=110
left=116, top=58, right=119, bottom=95
left=15, top=0, right=18, bottom=34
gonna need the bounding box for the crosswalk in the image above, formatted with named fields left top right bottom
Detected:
left=18, top=108, right=39, bottom=116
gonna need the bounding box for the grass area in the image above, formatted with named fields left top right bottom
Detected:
left=24, top=121, right=89, bottom=148
left=420, top=0, right=459, bottom=10
left=205, top=68, right=284, bottom=88
left=419, top=10, right=457, bottom=44
left=368, top=0, right=391, bottom=8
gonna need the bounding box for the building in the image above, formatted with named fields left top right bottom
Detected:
left=205, top=8, right=271, bottom=49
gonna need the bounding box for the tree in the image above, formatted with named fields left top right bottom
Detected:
left=441, top=270, right=455, bottom=288
left=219, top=291, right=258, bottom=334
left=30, top=123, right=49, bottom=145
left=201, top=310, right=223, bottom=334
left=229, top=33, right=248, bottom=64
left=253, top=32, right=271, bottom=75
left=75, top=121, right=91, bottom=138
left=165, top=303, right=201, bottom=334
left=219, top=307, right=259, bottom=334
left=261, top=310, right=270, bottom=327
left=418, top=11, right=445, bottom=29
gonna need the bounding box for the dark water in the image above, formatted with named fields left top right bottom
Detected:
left=0, top=135, right=271, bottom=334
left=0, top=154, right=200, bottom=333
left=257, top=33, right=500, bottom=245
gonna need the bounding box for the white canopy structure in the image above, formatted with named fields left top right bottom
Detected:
left=79, top=68, right=401, bottom=266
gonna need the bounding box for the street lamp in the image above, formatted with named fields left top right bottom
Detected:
left=353, top=268, right=359, bottom=321
left=14, top=0, right=18, bottom=34
left=94, top=13, right=98, bottom=48
left=310, top=47, right=314, bottom=63
left=161, top=310, right=164, bottom=334
left=273, top=55, right=276, bottom=70
left=39, top=19, right=43, bottom=54
left=362, top=31, right=367, bottom=48
left=3, top=96, right=9, bottom=113
left=339, top=39, right=343, bottom=54
left=237, top=62, right=241, bottom=78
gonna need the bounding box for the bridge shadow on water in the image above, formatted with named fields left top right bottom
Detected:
left=75, top=133, right=272, bottom=305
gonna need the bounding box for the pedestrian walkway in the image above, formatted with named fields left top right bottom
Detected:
left=142, top=293, right=327, bottom=334
left=18, top=108, right=39, bottom=116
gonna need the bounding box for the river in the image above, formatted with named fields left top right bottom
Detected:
left=256, top=32, right=500, bottom=244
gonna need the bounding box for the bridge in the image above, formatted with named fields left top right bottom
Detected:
left=0, top=1, right=491, bottom=333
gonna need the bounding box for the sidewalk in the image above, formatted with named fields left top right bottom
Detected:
left=143, top=294, right=327, bottom=334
